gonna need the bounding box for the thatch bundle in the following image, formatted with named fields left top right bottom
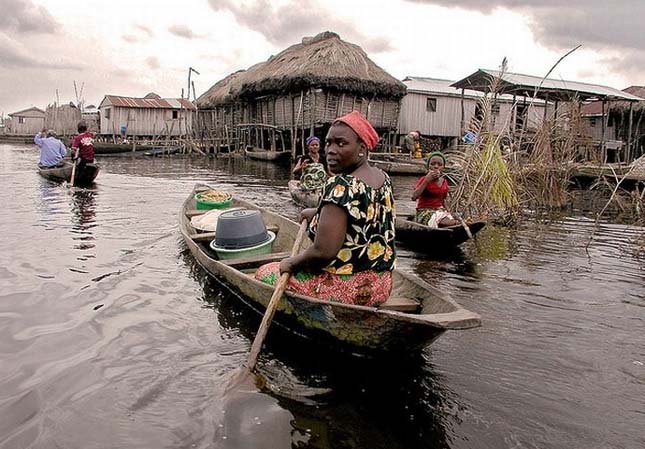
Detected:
left=197, top=31, right=406, bottom=108
left=195, top=70, right=250, bottom=108
left=44, top=103, right=81, bottom=137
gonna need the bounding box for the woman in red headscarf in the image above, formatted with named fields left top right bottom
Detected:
left=256, top=111, right=396, bottom=307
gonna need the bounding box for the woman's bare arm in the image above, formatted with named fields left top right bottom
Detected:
left=280, top=204, right=347, bottom=273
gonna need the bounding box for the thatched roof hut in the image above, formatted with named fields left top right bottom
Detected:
left=197, top=32, right=405, bottom=108
left=196, top=32, right=405, bottom=153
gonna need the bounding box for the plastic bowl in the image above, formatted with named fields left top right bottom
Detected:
left=195, top=191, right=233, bottom=210
left=209, top=231, right=275, bottom=260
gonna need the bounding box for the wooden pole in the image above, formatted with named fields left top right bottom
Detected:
left=627, top=102, right=634, bottom=162
left=601, top=99, right=606, bottom=163
left=459, top=88, right=465, bottom=136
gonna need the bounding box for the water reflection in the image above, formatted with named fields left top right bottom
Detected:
left=181, top=249, right=453, bottom=449
left=65, top=188, right=98, bottom=261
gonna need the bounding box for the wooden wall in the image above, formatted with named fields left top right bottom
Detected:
left=196, top=89, right=401, bottom=144
left=399, top=92, right=549, bottom=137
left=99, top=106, right=193, bottom=137
left=7, top=113, right=44, bottom=135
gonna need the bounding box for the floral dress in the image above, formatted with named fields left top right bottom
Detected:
left=300, top=163, right=327, bottom=190
left=256, top=173, right=397, bottom=307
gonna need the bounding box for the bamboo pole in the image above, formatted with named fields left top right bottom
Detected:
left=627, top=102, right=634, bottom=162
left=601, top=100, right=606, bottom=163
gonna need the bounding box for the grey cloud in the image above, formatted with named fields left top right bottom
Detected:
left=146, top=56, right=160, bottom=70
left=207, top=0, right=394, bottom=53
left=0, top=37, right=80, bottom=70
left=406, top=1, right=644, bottom=54
left=169, top=24, right=198, bottom=39
left=0, top=0, right=59, bottom=34
left=136, top=24, right=154, bottom=37
left=405, top=0, right=645, bottom=78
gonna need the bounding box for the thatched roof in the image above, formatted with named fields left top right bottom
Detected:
left=197, top=31, right=406, bottom=108
left=196, top=69, right=254, bottom=108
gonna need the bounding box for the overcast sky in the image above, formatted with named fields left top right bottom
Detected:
left=1, top=0, right=643, bottom=115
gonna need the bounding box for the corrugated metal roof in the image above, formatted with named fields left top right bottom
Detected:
left=452, top=69, right=642, bottom=101
left=9, top=106, right=45, bottom=117
left=403, top=76, right=541, bottom=103
left=102, top=95, right=196, bottom=110
left=581, top=86, right=645, bottom=115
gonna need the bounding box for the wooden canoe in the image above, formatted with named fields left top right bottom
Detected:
left=288, top=180, right=321, bottom=208
left=369, top=158, right=427, bottom=175
left=396, top=215, right=486, bottom=249
left=245, top=148, right=291, bottom=162
left=37, top=161, right=100, bottom=185
left=180, top=184, right=480, bottom=353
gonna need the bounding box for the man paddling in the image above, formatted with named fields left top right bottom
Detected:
left=70, top=120, right=95, bottom=169
left=34, top=128, right=67, bottom=168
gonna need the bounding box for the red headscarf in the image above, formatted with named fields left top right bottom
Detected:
left=333, top=111, right=379, bottom=150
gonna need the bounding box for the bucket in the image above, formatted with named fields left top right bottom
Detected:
left=210, top=231, right=276, bottom=260
left=214, top=209, right=269, bottom=249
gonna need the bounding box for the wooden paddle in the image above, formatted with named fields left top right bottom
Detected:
left=458, top=217, right=474, bottom=239
left=246, top=219, right=308, bottom=372
left=69, top=147, right=80, bottom=186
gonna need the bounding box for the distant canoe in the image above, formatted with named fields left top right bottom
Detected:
left=370, top=158, right=427, bottom=175
left=180, top=184, right=481, bottom=353
left=288, top=180, right=321, bottom=208
left=245, top=148, right=291, bottom=162
left=37, top=161, right=100, bottom=185
left=395, top=215, right=486, bottom=249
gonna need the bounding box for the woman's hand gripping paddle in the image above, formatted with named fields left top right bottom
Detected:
left=224, top=219, right=308, bottom=394
left=247, top=218, right=308, bottom=371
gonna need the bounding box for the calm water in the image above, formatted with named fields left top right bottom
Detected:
left=1, top=143, right=643, bottom=449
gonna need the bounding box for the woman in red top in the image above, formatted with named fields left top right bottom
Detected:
left=411, top=151, right=460, bottom=228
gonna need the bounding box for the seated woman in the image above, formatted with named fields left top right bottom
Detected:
left=411, top=151, right=460, bottom=228
left=291, top=136, right=327, bottom=190
left=256, top=111, right=396, bottom=307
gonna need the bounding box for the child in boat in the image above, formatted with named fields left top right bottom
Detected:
left=411, top=151, right=460, bottom=228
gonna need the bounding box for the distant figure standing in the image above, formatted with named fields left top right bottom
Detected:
left=70, top=120, right=95, bottom=167
left=34, top=128, right=66, bottom=167
left=404, top=131, right=420, bottom=157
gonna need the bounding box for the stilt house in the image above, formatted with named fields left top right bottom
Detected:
left=98, top=93, right=195, bottom=138
left=6, top=107, right=45, bottom=135
left=196, top=31, right=406, bottom=155
left=581, top=86, right=645, bottom=162
left=398, top=77, right=549, bottom=149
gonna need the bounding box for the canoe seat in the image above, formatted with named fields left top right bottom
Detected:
left=221, top=251, right=291, bottom=269
left=379, top=296, right=420, bottom=312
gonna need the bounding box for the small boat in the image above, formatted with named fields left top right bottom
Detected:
left=245, top=147, right=291, bottom=162
left=288, top=182, right=485, bottom=249
left=395, top=214, right=486, bottom=249
left=37, top=161, right=100, bottom=185
left=180, top=184, right=480, bottom=353
left=288, top=180, right=321, bottom=208
left=369, top=158, right=427, bottom=175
